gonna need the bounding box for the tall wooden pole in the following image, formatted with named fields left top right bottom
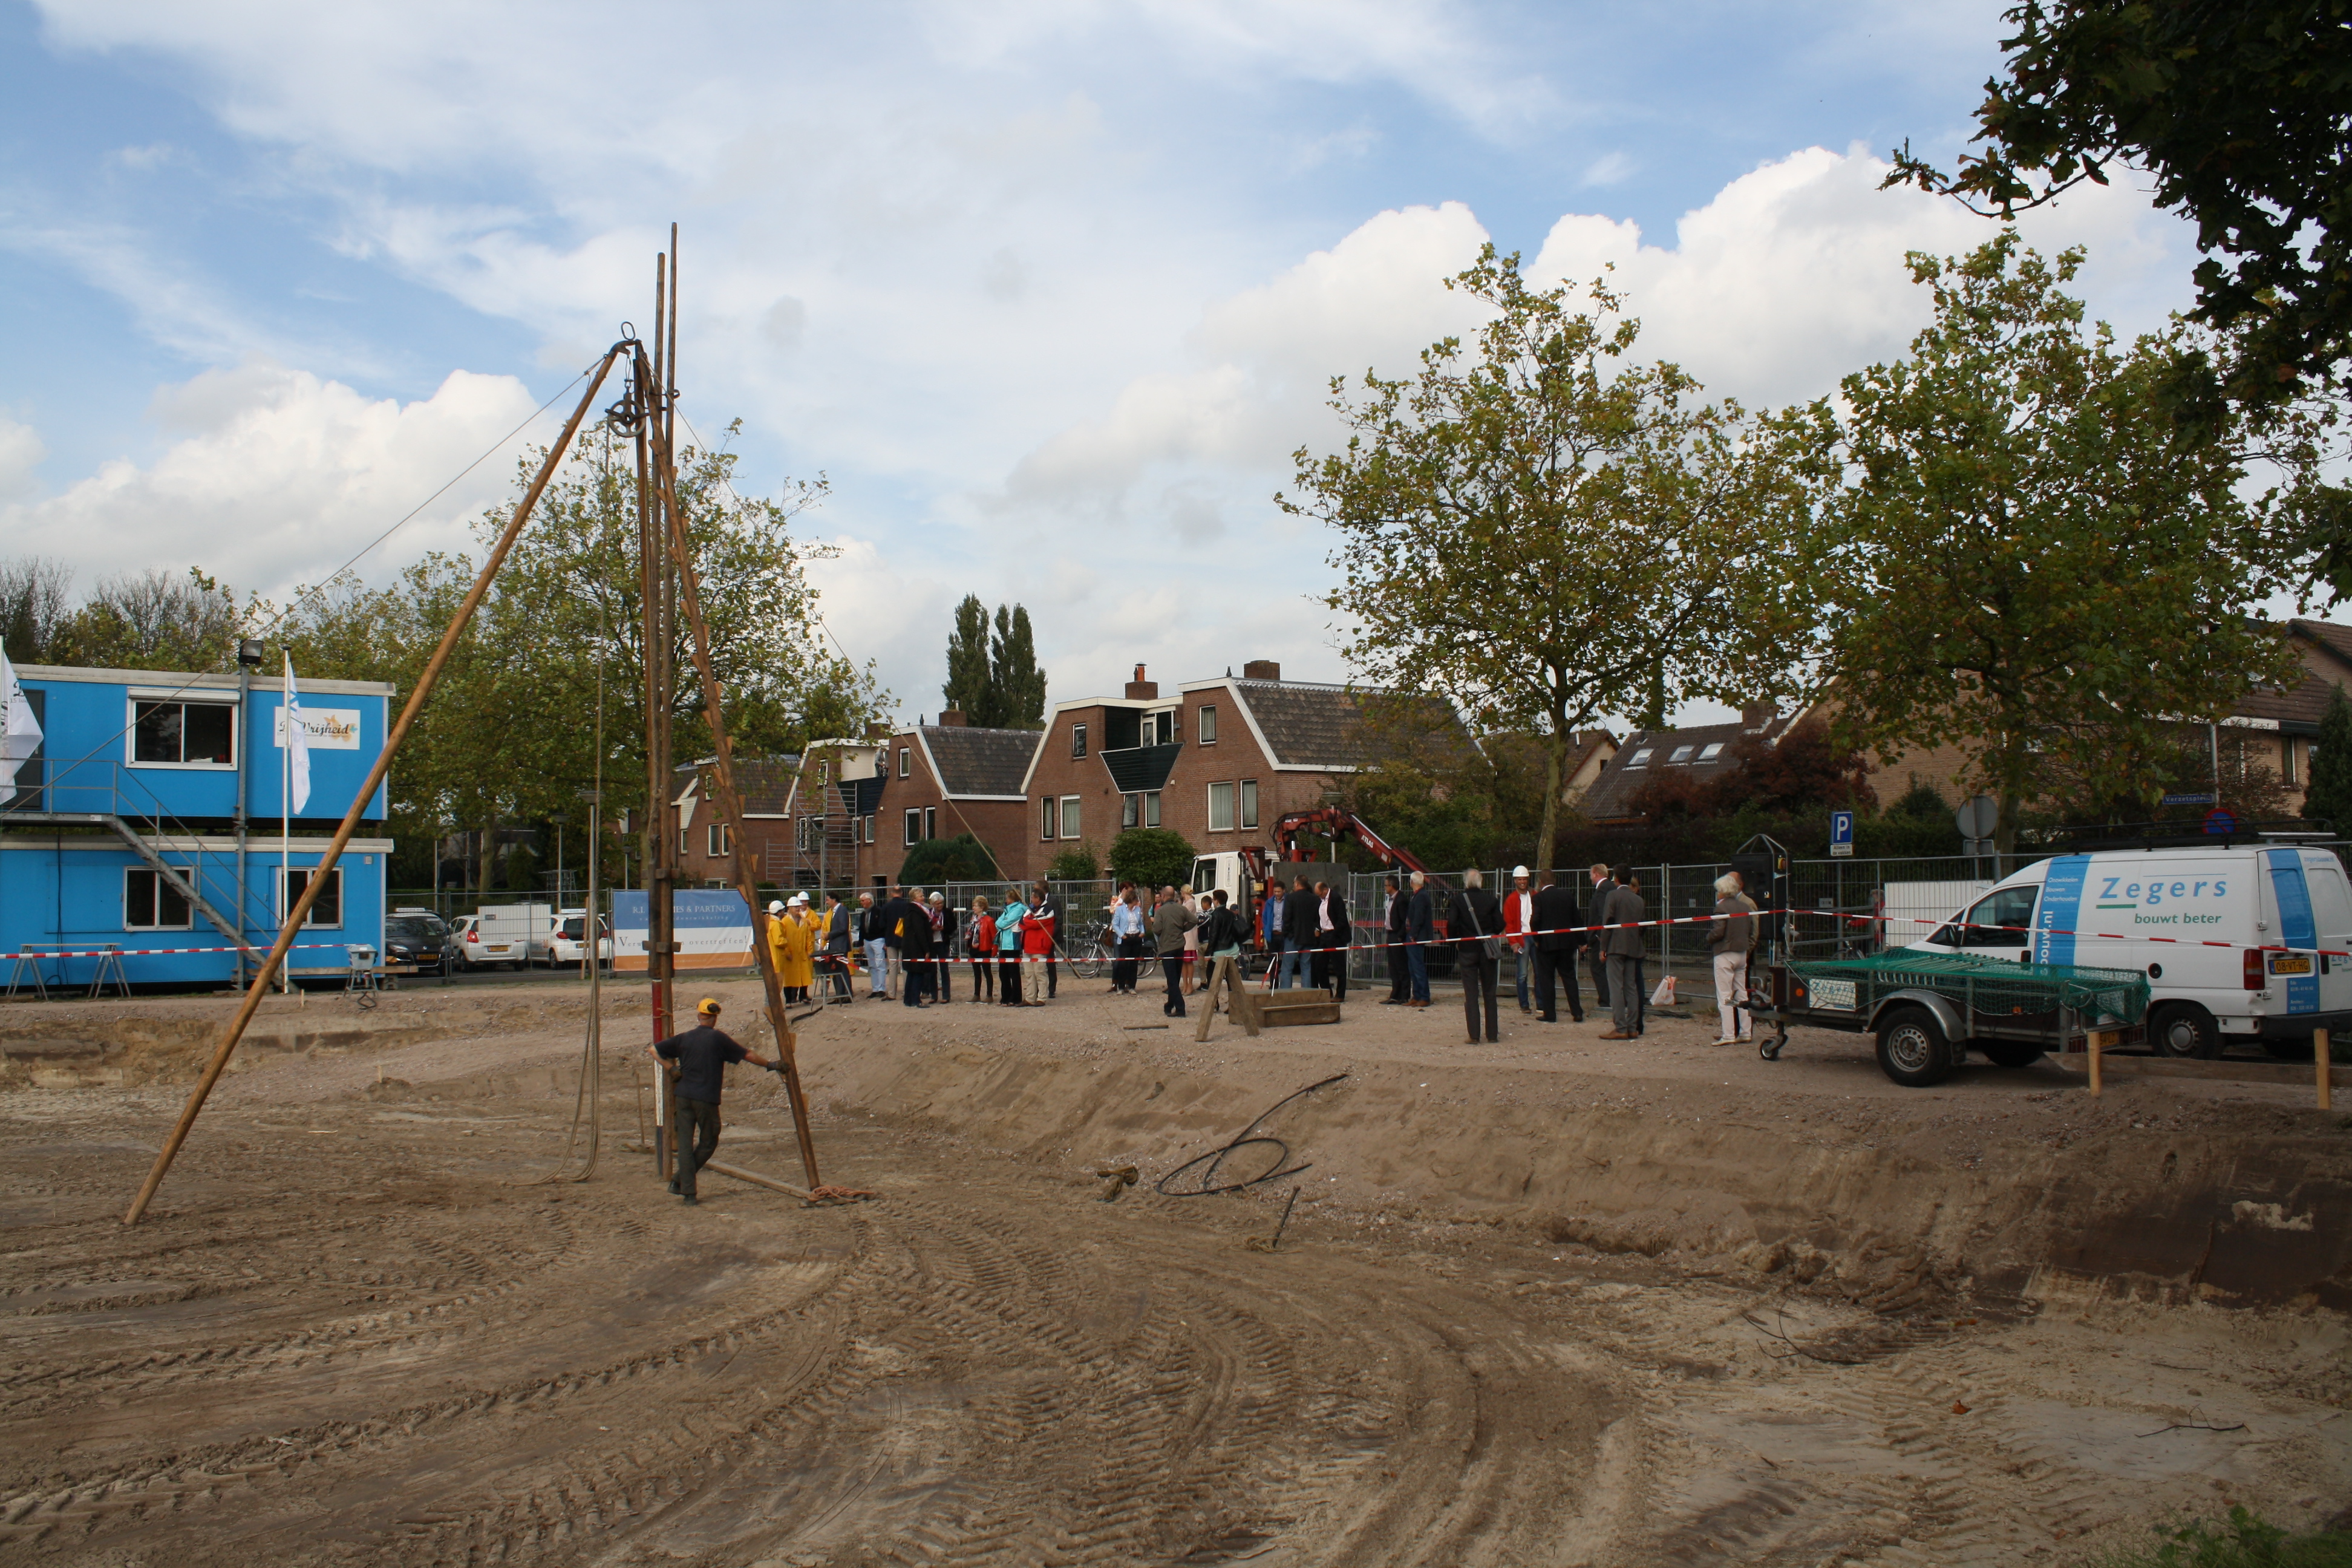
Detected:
left=125, top=344, right=628, bottom=1224
left=642, top=250, right=675, bottom=1175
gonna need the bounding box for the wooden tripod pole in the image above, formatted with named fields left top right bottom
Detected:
left=123, top=344, right=629, bottom=1226
left=643, top=358, right=822, bottom=1190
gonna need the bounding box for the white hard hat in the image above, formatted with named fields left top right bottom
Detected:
left=788, top=893, right=808, bottom=906
left=1512, top=864, right=1530, bottom=877
left=768, top=900, right=785, bottom=913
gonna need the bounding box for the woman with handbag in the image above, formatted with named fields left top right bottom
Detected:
left=1452, top=869, right=1506, bottom=1045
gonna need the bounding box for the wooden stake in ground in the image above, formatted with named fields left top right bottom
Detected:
left=123, top=344, right=629, bottom=1226
left=2320, top=1027, right=2333, bottom=1111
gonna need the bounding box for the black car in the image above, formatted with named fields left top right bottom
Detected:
left=384, top=913, right=451, bottom=976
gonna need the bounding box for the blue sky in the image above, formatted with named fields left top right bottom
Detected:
left=1, top=1, right=2207, bottom=719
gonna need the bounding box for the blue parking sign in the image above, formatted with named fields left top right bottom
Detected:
left=1829, top=809, right=1855, bottom=857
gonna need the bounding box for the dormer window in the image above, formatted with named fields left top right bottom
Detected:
left=1624, top=748, right=1653, bottom=769
left=1697, top=742, right=1724, bottom=762
left=1668, top=745, right=1695, bottom=764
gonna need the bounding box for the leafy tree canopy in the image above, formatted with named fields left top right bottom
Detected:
left=1045, top=841, right=1101, bottom=881
left=900, top=832, right=999, bottom=887
left=1886, top=0, right=2352, bottom=414
left=1107, top=827, right=1196, bottom=890
left=2306, top=685, right=2352, bottom=832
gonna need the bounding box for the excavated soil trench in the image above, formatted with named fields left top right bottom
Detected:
left=0, top=979, right=2346, bottom=1566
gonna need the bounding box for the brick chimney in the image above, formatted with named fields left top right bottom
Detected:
left=1740, top=702, right=1780, bottom=730
left=1125, top=663, right=1158, bottom=699
left=1242, top=659, right=1281, bottom=681
left=935, top=709, right=968, bottom=727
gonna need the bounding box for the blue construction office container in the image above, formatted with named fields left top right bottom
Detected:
left=1, top=662, right=396, bottom=992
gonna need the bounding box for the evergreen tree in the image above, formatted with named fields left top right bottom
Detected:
left=941, top=594, right=999, bottom=724
left=2306, top=686, right=2352, bottom=831
left=990, top=603, right=1047, bottom=728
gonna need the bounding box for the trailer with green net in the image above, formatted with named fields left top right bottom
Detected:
left=1755, top=950, right=2152, bottom=1086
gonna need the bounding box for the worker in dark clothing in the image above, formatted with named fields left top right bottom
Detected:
left=650, top=998, right=775, bottom=1205
left=1531, top=874, right=1585, bottom=1023
left=1403, top=872, right=1437, bottom=1006
left=1452, top=869, right=1506, bottom=1044
left=1279, top=875, right=1319, bottom=989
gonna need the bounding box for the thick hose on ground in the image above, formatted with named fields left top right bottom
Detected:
left=1154, top=1073, right=1350, bottom=1197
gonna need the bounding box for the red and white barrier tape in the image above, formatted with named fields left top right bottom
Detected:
left=1, top=942, right=353, bottom=961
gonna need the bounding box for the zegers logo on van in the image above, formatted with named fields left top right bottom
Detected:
left=2092, top=875, right=2228, bottom=927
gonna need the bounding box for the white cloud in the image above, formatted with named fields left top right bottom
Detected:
left=0, top=417, right=44, bottom=501
left=0, top=361, right=555, bottom=600
left=1526, top=144, right=2193, bottom=409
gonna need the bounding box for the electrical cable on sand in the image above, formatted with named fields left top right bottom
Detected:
left=1155, top=1073, right=1349, bottom=1197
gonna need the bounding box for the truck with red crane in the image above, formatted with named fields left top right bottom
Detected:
left=1188, top=807, right=1434, bottom=955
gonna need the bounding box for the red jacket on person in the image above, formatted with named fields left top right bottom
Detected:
left=1021, top=910, right=1055, bottom=956
left=1503, top=889, right=1535, bottom=952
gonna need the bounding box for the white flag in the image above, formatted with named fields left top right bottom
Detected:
left=0, top=646, right=40, bottom=792
left=282, top=652, right=312, bottom=814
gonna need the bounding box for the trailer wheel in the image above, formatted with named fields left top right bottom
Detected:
left=1976, top=1041, right=2046, bottom=1068
left=1875, top=1006, right=1958, bottom=1087
left=2148, top=1002, right=2221, bottom=1060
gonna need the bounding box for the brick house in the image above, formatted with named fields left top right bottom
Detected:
left=1575, top=706, right=1803, bottom=825
left=672, top=755, right=799, bottom=889
left=864, top=713, right=1039, bottom=887
left=1018, top=660, right=1449, bottom=877
left=763, top=737, right=886, bottom=890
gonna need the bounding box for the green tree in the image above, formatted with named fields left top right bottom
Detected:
left=990, top=604, right=1047, bottom=728
left=1284, top=244, right=1817, bottom=881
left=0, top=558, right=73, bottom=664
left=1046, top=841, right=1100, bottom=881
left=1886, top=0, right=2352, bottom=414
left=1812, top=235, right=2297, bottom=861
left=942, top=595, right=998, bottom=723
left=2306, top=686, right=2352, bottom=831
left=1108, top=828, right=1195, bottom=890
left=900, top=832, right=999, bottom=885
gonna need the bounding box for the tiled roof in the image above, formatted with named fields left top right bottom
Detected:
left=2229, top=620, right=2352, bottom=730
left=922, top=726, right=1038, bottom=797
left=1230, top=681, right=1376, bottom=768
left=698, top=756, right=799, bottom=814
left=1100, top=742, right=1184, bottom=794
left=1577, top=717, right=1785, bottom=822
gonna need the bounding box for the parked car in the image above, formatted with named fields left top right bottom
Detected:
left=451, top=913, right=526, bottom=971
left=382, top=909, right=452, bottom=976
left=543, top=910, right=613, bottom=969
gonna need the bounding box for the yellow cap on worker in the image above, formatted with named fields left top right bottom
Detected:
left=696, top=997, right=722, bottom=1016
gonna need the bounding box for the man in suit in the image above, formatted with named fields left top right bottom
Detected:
left=1381, top=875, right=1408, bottom=1004
left=1279, top=874, right=1319, bottom=989
left=894, top=886, right=933, bottom=1007
left=1586, top=863, right=1616, bottom=1010
left=1598, top=865, right=1646, bottom=1039
left=1312, top=879, right=1351, bottom=1000
left=1531, top=872, right=1585, bottom=1023
left=1404, top=871, right=1436, bottom=1007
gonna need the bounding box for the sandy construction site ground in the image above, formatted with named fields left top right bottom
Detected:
left=1, top=974, right=2348, bottom=1566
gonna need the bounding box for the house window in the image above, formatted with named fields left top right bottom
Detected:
left=904, top=809, right=922, bottom=846
left=898, top=746, right=910, bottom=779
left=678, top=825, right=690, bottom=858
left=1697, top=742, right=1724, bottom=762
left=1149, top=711, right=1176, bottom=745
left=276, top=866, right=344, bottom=929
left=1060, top=795, right=1082, bottom=838
left=707, top=822, right=731, bottom=858
left=863, top=813, right=875, bottom=844
left=123, top=867, right=192, bottom=930
left=925, top=806, right=938, bottom=840
left=1142, top=791, right=1160, bottom=829
left=1624, top=748, right=1653, bottom=768
left=1040, top=796, right=1059, bottom=840
left=1198, top=705, right=1217, bottom=744
left=819, top=760, right=831, bottom=785
left=1240, top=779, right=1259, bottom=830
left=131, top=699, right=237, bottom=767
left=1123, top=794, right=1138, bottom=829
left=2284, top=737, right=2300, bottom=785
left=1668, top=745, right=1695, bottom=763
left=1071, top=724, right=1088, bottom=759
left=1208, top=782, right=1233, bottom=831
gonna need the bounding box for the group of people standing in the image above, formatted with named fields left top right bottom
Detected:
left=787, top=881, right=1068, bottom=1008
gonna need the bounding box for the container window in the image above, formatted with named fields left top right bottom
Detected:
left=278, top=866, right=343, bottom=929
left=123, top=867, right=192, bottom=929
left=131, top=699, right=237, bottom=766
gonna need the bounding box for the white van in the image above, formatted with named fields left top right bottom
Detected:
left=1908, top=843, right=2352, bottom=1057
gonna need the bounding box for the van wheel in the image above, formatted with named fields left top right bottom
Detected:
left=1876, top=1006, right=1958, bottom=1087
left=2149, top=1002, right=2221, bottom=1059
left=1978, top=1041, right=2046, bottom=1068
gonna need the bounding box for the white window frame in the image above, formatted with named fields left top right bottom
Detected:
left=1198, top=705, right=1217, bottom=745
left=1122, top=793, right=1139, bottom=830
left=1060, top=795, right=1082, bottom=839
left=925, top=806, right=938, bottom=840
left=818, top=760, right=831, bottom=785
left=707, top=822, right=731, bottom=858
left=1240, top=779, right=1259, bottom=830
left=126, top=695, right=241, bottom=771
left=898, top=746, right=910, bottom=779
left=904, top=808, right=922, bottom=846
left=1697, top=742, right=1724, bottom=762
left=1668, top=745, right=1695, bottom=764
left=1142, top=791, right=1160, bottom=829
left=1624, top=748, right=1653, bottom=768
left=275, top=865, right=344, bottom=929
left=1208, top=781, right=1233, bottom=832
left=1071, top=723, right=1088, bottom=759
left=863, top=813, right=876, bottom=844
left=123, top=866, right=193, bottom=930
left=1040, top=795, right=1060, bottom=840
